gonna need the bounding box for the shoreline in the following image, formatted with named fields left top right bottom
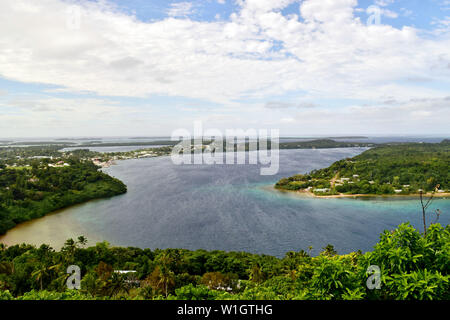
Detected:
left=0, top=181, right=127, bottom=237
left=272, top=187, right=450, bottom=199
left=0, top=196, right=121, bottom=248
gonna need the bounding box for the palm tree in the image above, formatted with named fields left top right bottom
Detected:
left=32, top=264, right=49, bottom=291
left=0, top=261, right=14, bottom=275
left=146, top=265, right=175, bottom=298
left=249, top=264, right=263, bottom=283
left=157, top=252, right=176, bottom=297
left=108, top=272, right=128, bottom=297
left=77, top=236, right=88, bottom=247
left=158, top=266, right=175, bottom=298
left=31, top=261, right=60, bottom=291
left=62, top=238, right=77, bottom=264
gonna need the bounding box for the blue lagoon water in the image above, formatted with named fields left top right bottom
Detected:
left=1, top=148, right=449, bottom=257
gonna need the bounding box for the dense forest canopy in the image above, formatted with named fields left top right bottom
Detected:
left=0, top=159, right=126, bottom=234
left=0, top=223, right=448, bottom=300
left=276, top=141, right=450, bottom=195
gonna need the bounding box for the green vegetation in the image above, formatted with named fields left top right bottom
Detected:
left=225, top=139, right=373, bottom=152
left=0, top=159, right=127, bottom=234
left=0, top=139, right=448, bottom=300
left=0, top=139, right=374, bottom=165
left=276, top=141, right=450, bottom=196
left=77, top=138, right=373, bottom=150
left=96, top=146, right=173, bottom=159
left=281, top=136, right=368, bottom=140
left=277, top=139, right=374, bottom=149
left=0, top=143, right=178, bottom=235
left=80, top=141, right=180, bottom=147
left=9, top=142, right=77, bottom=146
left=0, top=146, right=70, bottom=161
left=0, top=223, right=448, bottom=300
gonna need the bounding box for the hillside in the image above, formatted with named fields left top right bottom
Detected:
left=0, top=160, right=127, bottom=234
left=275, top=140, right=450, bottom=196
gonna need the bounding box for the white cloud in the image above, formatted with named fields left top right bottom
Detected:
left=167, top=2, right=195, bottom=18
left=271, top=97, right=450, bottom=135
left=265, top=101, right=318, bottom=109
left=431, top=16, right=450, bottom=34
left=0, top=96, right=164, bottom=137
left=374, top=0, right=395, bottom=7
left=0, top=0, right=448, bottom=103
left=0, top=0, right=449, bottom=136
left=400, top=8, right=413, bottom=17
left=280, top=117, right=295, bottom=123
left=381, top=9, right=398, bottom=19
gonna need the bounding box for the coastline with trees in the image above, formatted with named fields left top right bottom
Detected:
left=0, top=159, right=127, bottom=235
left=275, top=140, right=450, bottom=198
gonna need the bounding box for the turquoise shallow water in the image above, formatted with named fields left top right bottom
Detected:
left=1, top=148, right=449, bottom=257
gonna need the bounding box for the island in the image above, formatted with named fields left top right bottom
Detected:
left=275, top=140, right=450, bottom=197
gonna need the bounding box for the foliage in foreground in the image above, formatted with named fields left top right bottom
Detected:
left=0, top=223, right=448, bottom=300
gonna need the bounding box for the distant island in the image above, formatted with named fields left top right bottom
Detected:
left=80, top=140, right=180, bottom=147
left=275, top=140, right=450, bottom=197
left=55, top=138, right=373, bottom=150
left=277, top=139, right=373, bottom=150
left=279, top=136, right=368, bottom=140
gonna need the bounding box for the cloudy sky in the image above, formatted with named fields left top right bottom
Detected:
left=0, top=0, right=449, bottom=137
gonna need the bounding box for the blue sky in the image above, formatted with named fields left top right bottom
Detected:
left=99, top=0, right=442, bottom=23
left=0, top=0, right=449, bottom=137
left=106, top=0, right=239, bottom=22
left=103, top=0, right=449, bottom=29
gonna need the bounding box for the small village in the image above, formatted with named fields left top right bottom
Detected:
left=0, top=146, right=174, bottom=170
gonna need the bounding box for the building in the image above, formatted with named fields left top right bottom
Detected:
left=314, top=188, right=330, bottom=193
left=114, top=270, right=140, bottom=286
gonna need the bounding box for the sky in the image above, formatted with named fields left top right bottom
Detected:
left=0, top=0, right=449, bottom=138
